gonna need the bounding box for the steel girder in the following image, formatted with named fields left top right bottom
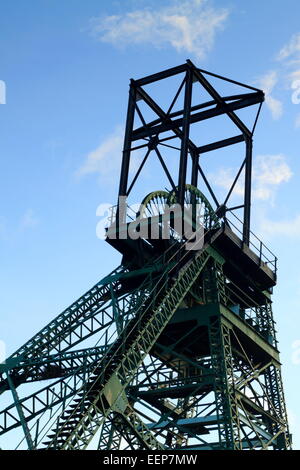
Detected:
left=0, top=63, right=291, bottom=452
left=0, top=246, right=291, bottom=450
left=0, top=257, right=173, bottom=443
left=117, top=60, right=264, bottom=245
left=39, top=247, right=211, bottom=449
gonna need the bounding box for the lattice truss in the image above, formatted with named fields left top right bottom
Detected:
left=0, top=61, right=291, bottom=451
left=0, top=245, right=291, bottom=450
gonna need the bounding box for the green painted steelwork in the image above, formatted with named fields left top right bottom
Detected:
left=0, top=62, right=291, bottom=451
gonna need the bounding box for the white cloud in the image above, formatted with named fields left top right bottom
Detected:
left=258, top=70, right=277, bottom=95
left=211, top=154, right=292, bottom=202
left=77, top=126, right=142, bottom=184
left=277, top=33, right=300, bottom=62
left=264, top=95, right=283, bottom=120
left=254, top=154, right=292, bottom=186
left=20, top=209, right=38, bottom=230
left=277, top=33, right=300, bottom=98
left=256, top=71, right=283, bottom=120
left=255, top=34, right=300, bottom=125
left=255, top=33, right=300, bottom=124
left=77, top=126, right=124, bottom=180
left=89, top=0, right=229, bottom=59
left=290, top=69, right=300, bottom=81
left=210, top=168, right=244, bottom=197
left=260, top=214, right=300, bottom=238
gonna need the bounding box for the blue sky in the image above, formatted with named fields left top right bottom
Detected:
left=0, top=0, right=300, bottom=449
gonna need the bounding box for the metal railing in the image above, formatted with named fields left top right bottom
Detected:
left=220, top=274, right=278, bottom=347
left=225, top=212, right=277, bottom=273
left=107, top=204, right=137, bottom=226
left=105, top=203, right=278, bottom=274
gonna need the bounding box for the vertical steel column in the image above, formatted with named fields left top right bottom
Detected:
left=208, top=316, right=234, bottom=449
left=178, top=66, right=193, bottom=207
left=208, top=317, right=241, bottom=450
left=6, top=372, right=34, bottom=449
left=191, top=150, right=199, bottom=229
left=97, top=415, right=122, bottom=450
left=264, top=365, right=291, bottom=449
left=243, top=137, right=253, bottom=245
left=207, top=260, right=241, bottom=449
left=118, top=81, right=137, bottom=199
left=191, top=150, right=199, bottom=189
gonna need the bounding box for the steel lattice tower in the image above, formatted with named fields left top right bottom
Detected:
left=0, top=61, right=291, bottom=450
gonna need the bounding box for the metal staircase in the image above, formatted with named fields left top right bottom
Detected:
left=0, top=61, right=291, bottom=451
left=41, top=246, right=211, bottom=449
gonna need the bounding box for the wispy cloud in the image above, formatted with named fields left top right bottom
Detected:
left=210, top=168, right=244, bottom=198
left=0, top=210, right=38, bottom=242
left=277, top=32, right=300, bottom=90
left=89, top=0, right=229, bottom=59
left=20, top=209, right=39, bottom=230
left=255, top=33, right=300, bottom=122
left=77, top=126, right=141, bottom=184
left=260, top=213, right=300, bottom=238
left=254, top=154, right=292, bottom=186
left=76, top=126, right=124, bottom=180
left=211, top=154, right=292, bottom=202
left=277, top=32, right=300, bottom=63
left=256, top=71, right=283, bottom=120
